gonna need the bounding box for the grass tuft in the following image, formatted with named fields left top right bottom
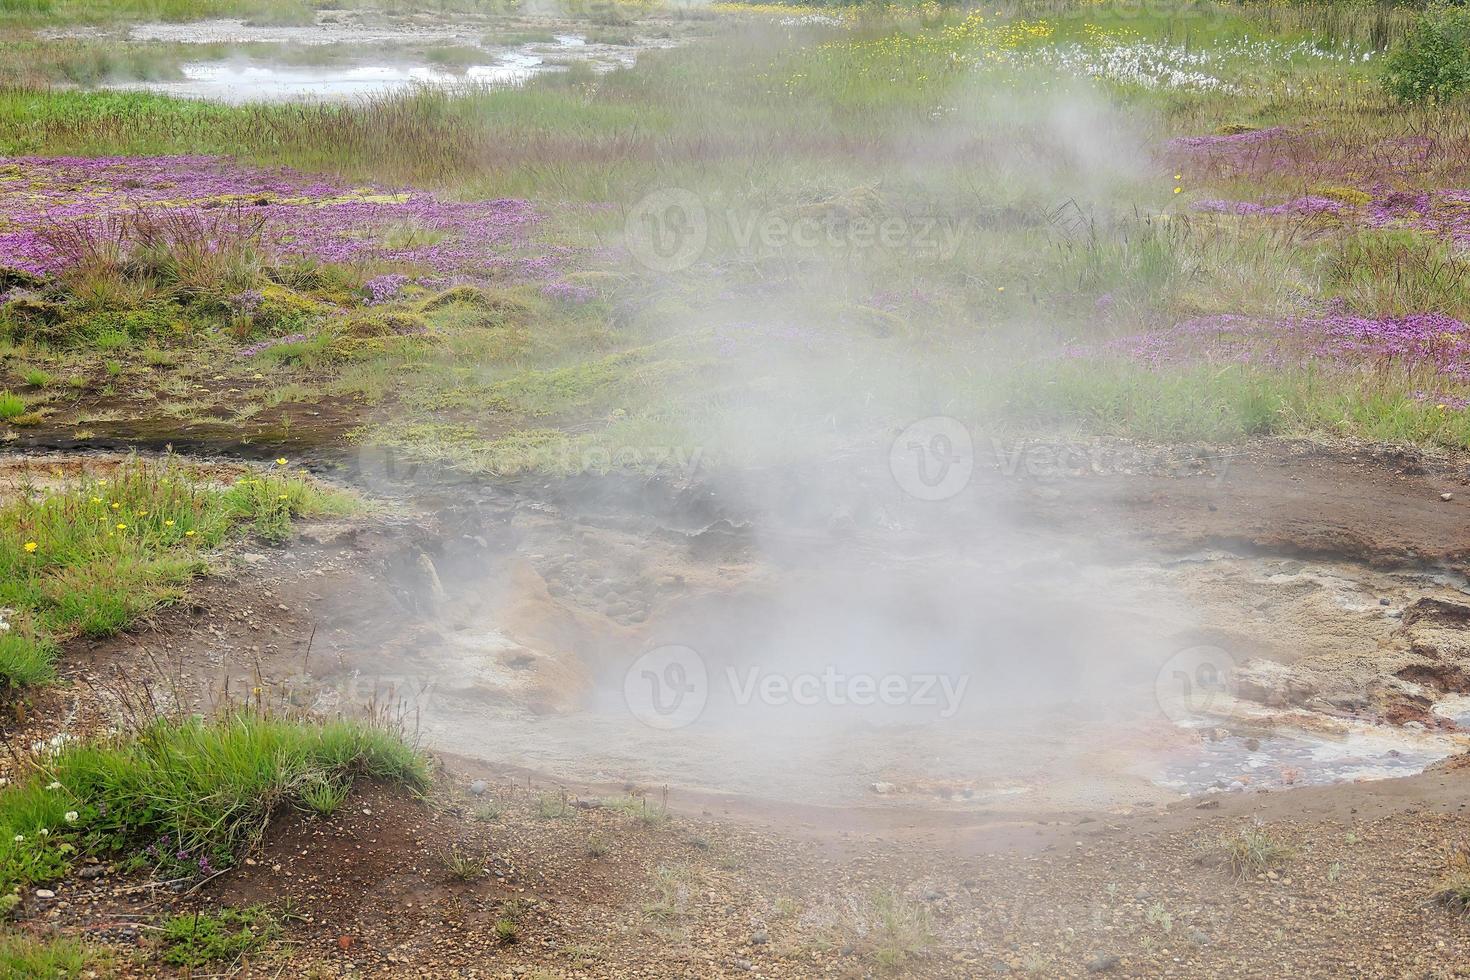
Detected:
left=0, top=712, right=427, bottom=893
left=1210, top=818, right=1296, bottom=879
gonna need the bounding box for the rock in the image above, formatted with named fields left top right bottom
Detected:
left=870, top=781, right=896, bottom=794
left=1087, top=953, right=1120, bottom=973
left=1442, top=493, right=1455, bottom=501
left=469, top=780, right=487, bottom=797
left=750, top=929, right=768, bottom=945
left=77, top=866, right=106, bottom=879
left=34, top=889, right=54, bottom=899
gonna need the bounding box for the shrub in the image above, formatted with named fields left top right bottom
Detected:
left=1384, top=5, right=1470, bottom=104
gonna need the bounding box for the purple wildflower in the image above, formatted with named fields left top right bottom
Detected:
left=238, top=333, right=309, bottom=358
left=540, top=281, right=595, bottom=304
left=364, top=274, right=410, bottom=304
left=229, top=289, right=264, bottom=314
left=1168, top=127, right=1291, bottom=150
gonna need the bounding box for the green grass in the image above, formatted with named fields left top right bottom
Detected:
left=0, top=712, right=427, bottom=893
left=3, top=0, right=1469, bottom=469
left=0, top=457, right=355, bottom=688
left=159, top=906, right=277, bottom=968
left=0, top=931, right=97, bottom=978
left=0, top=391, right=23, bottom=419
left=1210, top=819, right=1296, bottom=879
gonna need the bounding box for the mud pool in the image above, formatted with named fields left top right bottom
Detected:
left=280, top=481, right=1470, bottom=814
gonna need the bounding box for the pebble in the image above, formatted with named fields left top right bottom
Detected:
left=1442, top=493, right=1455, bottom=501
left=34, top=889, right=54, bottom=899
left=1087, top=952, right=1120, bottom=973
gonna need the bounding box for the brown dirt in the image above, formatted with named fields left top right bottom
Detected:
left=12, top=438, right=1470, bottom=977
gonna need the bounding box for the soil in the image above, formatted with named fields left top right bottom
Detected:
left=10, top=436, right=1470, bottom=977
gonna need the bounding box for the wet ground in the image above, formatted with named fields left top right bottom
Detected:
left=12, top=440, right=1470, bottom=820
left=50, top=12, right=688, bottom=102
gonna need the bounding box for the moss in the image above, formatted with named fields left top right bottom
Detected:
left=0, top=295, right=66, bottom=340
left=324, top=333, right=433, bottom=362
left=66, top=305, right=186, bottom=348
left=1312, top=186, right=1373, bottom=207
left=337, top=309, right=429, bottom=339
left=249, top=284, right=327, bottom=334
left=0, top=268, right=45, bottom=292
left=419, top=285, right=496, bottom=311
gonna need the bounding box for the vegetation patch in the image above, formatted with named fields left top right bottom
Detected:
left=159, top=906, right=278, bottom=968
left=0, top=712, right=427, bottom=893
left=0, top=457, right=354, bottom=688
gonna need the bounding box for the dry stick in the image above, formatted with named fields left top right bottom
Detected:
left=301, top=622, right=317, bottom=675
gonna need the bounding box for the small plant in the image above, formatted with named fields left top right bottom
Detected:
left=643, top=865, right=692, bottom=923
left=0, top=392, right=23, bottom=420
left=472, top=803, right=503, bottom=822
left=1430, top=844, right=1470, bottom=913
left=868, top=889, right=934, bottom=972
left=159, top=907, right=277, bottom=968
left=20, top=367, right=51, bottom=388
left=441, top=847, right=485, bottom=882
left=493, top=918, right=520, bottom=943
left=1384, top=4, right=1470, bottom=104
left=535, top=792, right=573, bottom=820
left=1210, top=818, right=1295, bottom=879
left=297, top=774, right=349, bottom=817
left=1144, top=901, right=1174, bottom=933
left=605, top=793, right=670, bottom=828
left=586, top=833, right=610, bottom=859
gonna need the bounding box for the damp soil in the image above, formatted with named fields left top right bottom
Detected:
left=10, top=439, right=1470, bottom=976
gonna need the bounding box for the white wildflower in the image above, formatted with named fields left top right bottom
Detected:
left=63, top=811, right=78, bottom=823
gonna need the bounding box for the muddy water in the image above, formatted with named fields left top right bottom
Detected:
left=302, top=490, right=1470, bottom=813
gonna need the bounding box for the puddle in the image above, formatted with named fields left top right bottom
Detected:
left=52, top=13, right=685, bottom=103
left=107, top=52, right=547, bottom=103
left=1152, top=723, right=1459, bottom=794
left=97, top=35, right=646, bottom=103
